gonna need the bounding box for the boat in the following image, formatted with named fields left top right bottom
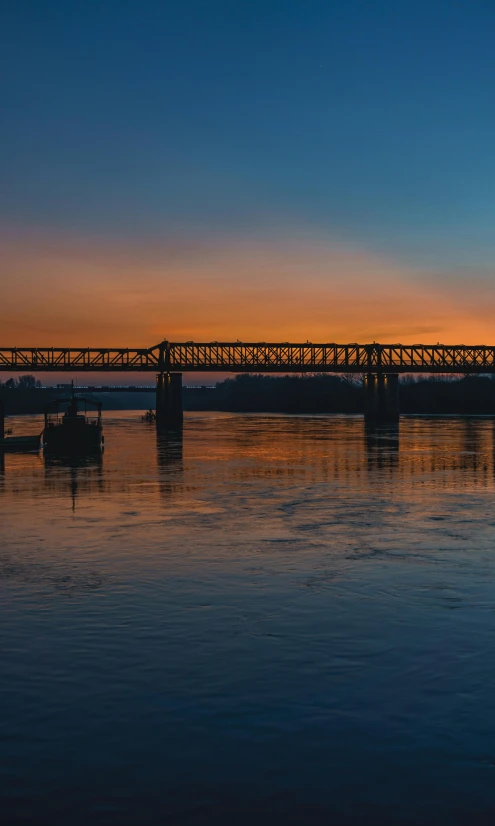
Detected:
left=42, top=383, right=104, bottom=453
left=1, top=434, right=41, bottom=451
left=0, top=400, right=41, bottom=451
left=141, top=409, right=156, bottom=422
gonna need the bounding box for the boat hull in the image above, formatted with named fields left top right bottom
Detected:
left=1, top=435, right=41, bottom=452
left=42, top=422, right=103, bottom=454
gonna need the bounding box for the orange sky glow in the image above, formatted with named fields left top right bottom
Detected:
left=1, top=228, right=493, bottom=351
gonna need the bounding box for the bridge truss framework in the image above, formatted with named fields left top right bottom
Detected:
left=1, top=341, right=495, bottom=374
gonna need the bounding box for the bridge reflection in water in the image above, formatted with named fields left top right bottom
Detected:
left=2, top=415, right=495, bottom=510
left=365, top=424, right=400, bottom=473
left=1, top=413, right=495, bottom=612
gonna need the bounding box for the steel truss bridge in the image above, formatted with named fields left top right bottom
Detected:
left=1, top=342, right=495, bottom=374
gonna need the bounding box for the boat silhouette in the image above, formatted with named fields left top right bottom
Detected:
left=42, top=382, right=104, bottom=454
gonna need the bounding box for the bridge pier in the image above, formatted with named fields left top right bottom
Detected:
left=364, top=373, right=399, bottom=423
left=156, top=373, right=183, bottom=431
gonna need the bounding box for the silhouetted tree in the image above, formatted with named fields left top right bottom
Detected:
left=16, top=375, right=42, bottom=389
left=0, top=375, right=42, bottom=390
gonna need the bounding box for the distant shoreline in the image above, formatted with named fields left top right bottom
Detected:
left=3, top=374, right=495, bottom=416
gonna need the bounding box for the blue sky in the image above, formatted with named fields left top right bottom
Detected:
left=2, top=0, right=495, bottom=267
left=2, top=1, right=495, bottom=353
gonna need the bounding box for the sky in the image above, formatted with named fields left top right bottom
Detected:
left=2, top=0, right=495, bottom=354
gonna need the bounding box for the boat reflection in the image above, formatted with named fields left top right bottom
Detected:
left=44, top=451, right=104, bottom=510
left=43, top=452, right=104, bottom=470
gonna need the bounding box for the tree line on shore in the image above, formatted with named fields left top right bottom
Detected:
left=3, top=373, right=495, bottom=414
left=214, top=373, right=495, bottom=415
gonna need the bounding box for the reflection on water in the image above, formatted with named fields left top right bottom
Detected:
left=2, top=412, right=495, bottom=825
left=365, top=423, right=399, bottom=472
left=43, top=452, right=104, bottom=511
left=156, top=432, right=184, bottom=498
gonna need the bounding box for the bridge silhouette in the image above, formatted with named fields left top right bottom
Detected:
left=2, top=340, right=494, bottom=426
left=2, top=341, right=495, bottom=374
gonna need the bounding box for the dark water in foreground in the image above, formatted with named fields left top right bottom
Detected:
left=2, top=412, right=495, bottom=825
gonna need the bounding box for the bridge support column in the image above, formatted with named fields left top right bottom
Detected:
left=364, top=373, right=399, bottom=423
left=0, top=398, right=4, bottom=440
left=156, top=373, right=183, bottom=431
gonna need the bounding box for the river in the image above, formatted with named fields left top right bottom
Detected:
left=2, top=412, right=495, bottom=825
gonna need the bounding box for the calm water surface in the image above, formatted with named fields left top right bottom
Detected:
left=2, top=412, right=495, bottom=825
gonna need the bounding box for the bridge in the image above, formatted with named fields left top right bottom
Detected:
left=1, top=341, right=495, bottom=374
left=2, top=340, right=494, bottom=425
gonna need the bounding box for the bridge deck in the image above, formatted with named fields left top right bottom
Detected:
left=1, top=342, right=495, bottom=373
